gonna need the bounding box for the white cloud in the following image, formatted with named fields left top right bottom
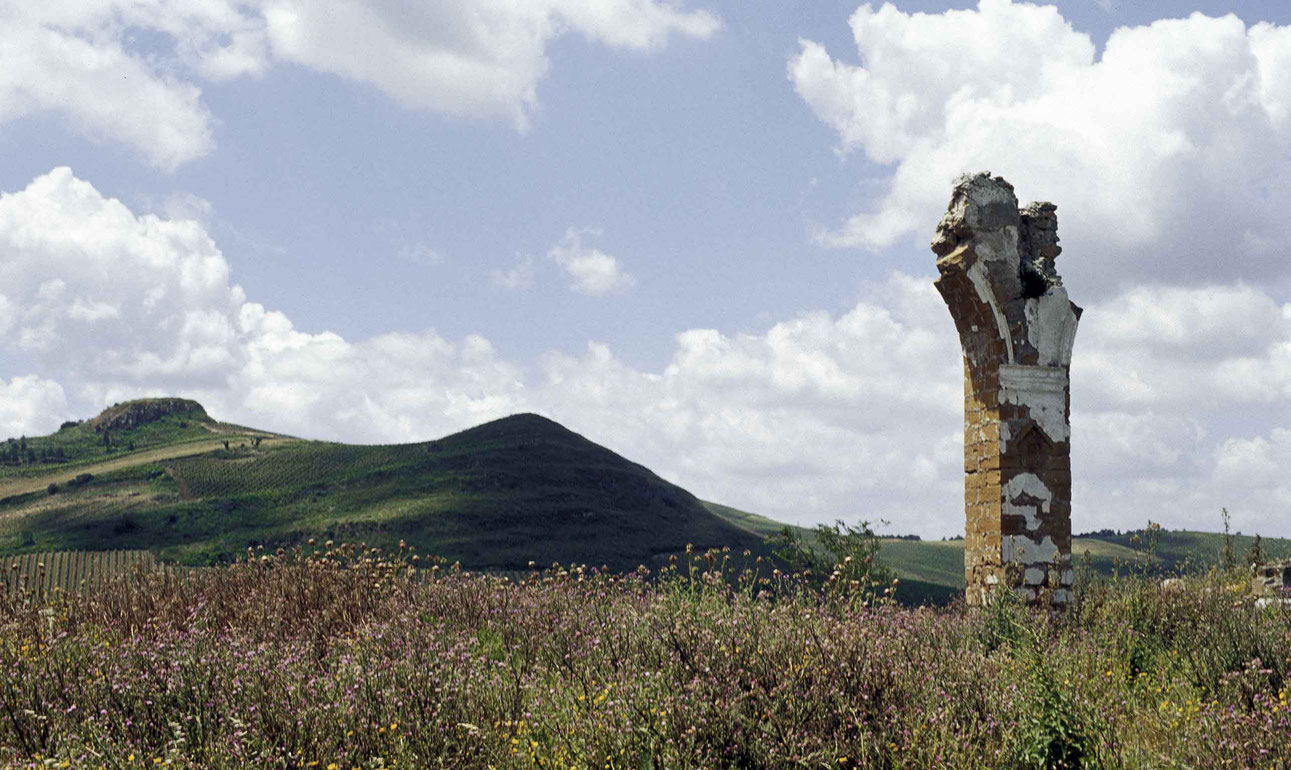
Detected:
left=396, top=242, right=445, bottom=268
left=549, top=228, right=636, bottom=296
left=0, top=0, right=717, bottom=168
left=1, top=168, right=1288, bottom=537
left=262, top=0, right=718, bottom=130
left=535, top=274, right=964, bottom=531
left=0, top=376, right=68, bottom=439
left=0, top=168, right=243, bottom=379
left=155, top=192, right=217, bottom=228
left=491, top=255, right=536, bottom=291
left=1075, top=284, right=1291, bottom=411
left=0, top=294, right=13, bottom=337
left=0, top=3, right=223, bottom=171
left=1211, top=430, right=1291, bottom=522
left=790, top=1, right=1291, bottom=294
left=0, top=168, right=525, bottom=444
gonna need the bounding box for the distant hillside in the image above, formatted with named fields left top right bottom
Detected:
left=862, top=531, right=1291, bottom=603
left=1, top=404, right=764, bottom=569
left=700, top=501, right=1291, bottom=604
left=1078, top=528, right=1291, bottom=568
left=6, top=399, right=1286, bottom=600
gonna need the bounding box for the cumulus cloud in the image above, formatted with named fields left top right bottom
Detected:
left=0, top=168, right=243, bottom=380
left=0, top=0, right=717, bottom=169
left=261, top=0, right=719, bottom=130
left=1, top=168, right=1287, bottom=537
left=0, top=168, right=525, bottom=444
left=790, top=0, right=1291, bottom=294
left=549, top=229, right=637, bottom=296
left=536, top=274, right=965, bottom=531
left=1211, top=430, right=1291, bottom=516
left=0, top=2, right=231, bottom=171
left=0, top=376, right=69, bottom=440
left=1076, top=284, right=1291, bottom=411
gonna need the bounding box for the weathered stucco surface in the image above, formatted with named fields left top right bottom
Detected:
left=931, top=172, right=1082, bottom=607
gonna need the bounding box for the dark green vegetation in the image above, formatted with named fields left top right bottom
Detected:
left=1, top=401, right=764, bottom=569
left=2, top=548, right=1288, bottom=768
left=0, top=398, right=217, bottom=478
left=4, top=398, right=1288, bottom=602
left=703, top=502, right=1291, bottom=604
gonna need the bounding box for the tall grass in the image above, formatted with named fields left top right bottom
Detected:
left=0, top=545, right=1286, bottom=768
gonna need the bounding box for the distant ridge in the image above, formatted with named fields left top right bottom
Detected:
left=0, top=406, right=766, bottom=569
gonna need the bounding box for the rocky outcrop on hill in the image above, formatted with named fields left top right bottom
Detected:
left=89, top=398, right=208, bottom=432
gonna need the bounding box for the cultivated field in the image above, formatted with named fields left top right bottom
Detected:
left=0, top=545, right=1286, bottom=768
left=0, top=550, right=158, bottom=595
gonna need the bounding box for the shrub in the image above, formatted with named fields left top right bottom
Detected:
left=0, top=547, right=1285, bottom=768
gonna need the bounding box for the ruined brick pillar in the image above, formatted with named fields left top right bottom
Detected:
left=931, top=172, right=1081, bottom=606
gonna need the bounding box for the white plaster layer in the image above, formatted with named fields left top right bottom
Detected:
left=966, top=260, right=1014, bottom=363
left=999, top=364, right=1069, bottom=442
left=1002, top=533, right=1059, bottom=565
left=1023, top=288, right=1079, bottom=367
left=1003, top=472, right=1053, bottom=531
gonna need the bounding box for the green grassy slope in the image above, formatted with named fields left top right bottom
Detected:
left=2, top=407, right=765, bottom=569
left=698, top=501, right=788, bottom=538
left=1079, top=529, right=1291, bottom=568
left=2, top=406, right=212, bottom=481
left=701, top=502, right=1291, bottom=604
left=7, top=400, right=1286, bottom=599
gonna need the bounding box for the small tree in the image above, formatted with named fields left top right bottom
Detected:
left=1247, top=534, right=1266, bottom=567
left=768, top=519, right=892, bottom=596
left=1221, top=508, right=1237, bottom=571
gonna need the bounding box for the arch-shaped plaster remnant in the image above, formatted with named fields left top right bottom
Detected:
left=999, top=365, right=1069, bottom=443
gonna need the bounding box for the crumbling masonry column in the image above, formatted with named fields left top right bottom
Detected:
left=931, top=173, right=1081, bottom=606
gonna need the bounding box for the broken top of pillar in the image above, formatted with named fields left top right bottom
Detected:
left=931, top=172, right=1080, bottom=370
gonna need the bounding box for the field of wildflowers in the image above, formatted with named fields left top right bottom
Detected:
left=0, top=543, right=1287, bottom=769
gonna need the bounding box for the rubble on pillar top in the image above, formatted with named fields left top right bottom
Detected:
left=931, top=172, right=1065, bottom=292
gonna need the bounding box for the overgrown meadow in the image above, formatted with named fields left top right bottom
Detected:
left=1, top=544, right=1288, bottom=769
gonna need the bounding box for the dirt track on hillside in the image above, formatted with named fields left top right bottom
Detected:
left=0, top=438, right=291, bottom=500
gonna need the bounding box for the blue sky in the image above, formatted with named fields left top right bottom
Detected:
left=1, top=0, right=1289, bottom=538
